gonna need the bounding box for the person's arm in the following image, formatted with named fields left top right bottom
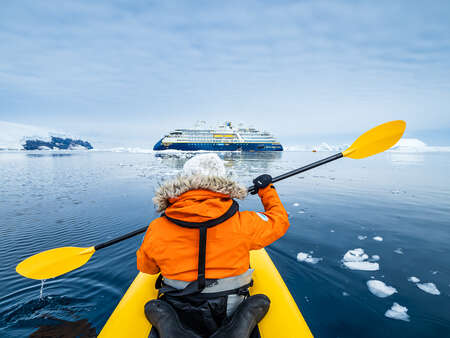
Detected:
left=136, top=222, right=160, bottom=275
left=243, top=175, right=290, bottom=250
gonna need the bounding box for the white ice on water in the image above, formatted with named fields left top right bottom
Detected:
left=357, top=235, right=367, bottom=240
left=342, top=248, right=379, bottom=271
left=293, top=202, right=300, bottom=207
left=344, top=261, right=380, bottom=271
left=371, top=255, right=380, bottom=261
left=416, top=282, right=440, bottom=295
left=408, top=276, right=420, bottom=283
left=297, top=252, right=322, bottom=264
left=373, top=236, right=383, bottom=241
left=366, top=280, right=397, bottom=298
left=343, top=248, right=368, bottom=262
left=394, top=248, right=404, bottom=254
left=385, top=303, right=410, bottom=322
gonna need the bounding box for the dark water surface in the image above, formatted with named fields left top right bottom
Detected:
left=0, top=151, right=449, bottom=337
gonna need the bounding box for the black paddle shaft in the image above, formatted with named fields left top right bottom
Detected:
left=247, top=152, right=343, bottom=194
left=95, top=225, right=148, bottom=250
left=94, top=152, right=343, bottom=251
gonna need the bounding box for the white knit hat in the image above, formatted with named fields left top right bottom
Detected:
left=183, top=153, right=226, bottom=178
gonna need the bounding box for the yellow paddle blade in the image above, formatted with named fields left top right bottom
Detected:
left=16, top=246, right=96, bottom=280
left=342, top=120, right=406, bottom=159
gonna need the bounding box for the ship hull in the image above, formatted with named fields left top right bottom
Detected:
left=153, top=139, right=283, bottom=151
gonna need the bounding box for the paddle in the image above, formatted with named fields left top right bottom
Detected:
left=16, top=120, right=406, bottom=280
left=247, top=120, right=406, bottom=194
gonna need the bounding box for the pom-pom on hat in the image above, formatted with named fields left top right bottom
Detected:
left=183, top=153, right=226, bottom=178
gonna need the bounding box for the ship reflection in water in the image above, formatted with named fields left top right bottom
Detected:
left=154, top=151, right=283, bottom=183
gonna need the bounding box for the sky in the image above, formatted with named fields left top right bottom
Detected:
left=1, top=0, right=449, bottom=147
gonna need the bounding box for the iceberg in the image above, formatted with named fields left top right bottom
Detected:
left=390, top=138, right=450, bottom=153
left=0, top=121, right=92, bottom=150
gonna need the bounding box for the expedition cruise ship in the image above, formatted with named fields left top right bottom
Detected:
left=153, top=121, right=283, bottom=151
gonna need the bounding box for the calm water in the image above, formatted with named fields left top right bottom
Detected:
left=0, top=150, right=449, bottom=337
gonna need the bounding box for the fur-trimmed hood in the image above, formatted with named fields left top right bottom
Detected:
left=153, top=175, right=248, bottom=212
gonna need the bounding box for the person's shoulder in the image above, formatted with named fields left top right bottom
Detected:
left=238, top=210, right=260, bottom=221
left=149, top=215, right=167, bottom=227
left=146, top=215, right=167, bottom=235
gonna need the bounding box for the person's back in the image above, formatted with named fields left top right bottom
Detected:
left=137, top=154, right=290, bottom=337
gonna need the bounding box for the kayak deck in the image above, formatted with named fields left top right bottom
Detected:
left=99, top=249, right=313, bottom=337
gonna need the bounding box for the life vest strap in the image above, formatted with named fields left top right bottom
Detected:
left=158, top=200, right=239, bottom=297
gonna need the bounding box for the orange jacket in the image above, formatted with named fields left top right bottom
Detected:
left=136, top=184, right=289, bottom=281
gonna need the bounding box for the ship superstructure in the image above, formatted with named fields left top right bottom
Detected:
left=153, top=121, right=283, bottom=151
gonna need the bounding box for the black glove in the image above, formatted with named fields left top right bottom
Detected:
left=251, top=174, right=272, bottom=194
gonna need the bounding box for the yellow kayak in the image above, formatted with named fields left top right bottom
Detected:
left=99, top=249, right=313, bottom=338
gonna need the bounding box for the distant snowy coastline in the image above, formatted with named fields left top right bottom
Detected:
left=97, top=138, right=450, bottom=154
left=2, top=121, right=449, bottom=154
left=0, top=121, right=92, bottom=150
left=285, top=138, right=450, bottom=153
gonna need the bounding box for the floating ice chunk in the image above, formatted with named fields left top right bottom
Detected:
left=385, top=303, right=410, bottom=321
left=358, top=235, right=367, bottom=240
left=330, top=229, right=335, bottom=233
left=408, top=276, right=420, bottom=283
left=343, top=248, right=368, bottom=262
left=297, top=210, right=305, bottom=214
left=344, top=261, right=379, bottom=271
left=342, top=248, right=379, bottom=271
left=394, top=248, right=404, bottom=254
left=296, top=252, right=322, bottom=264
left=416, top=282, right=440, bottom=295
left=373, top=236, right=383, bottom=241
left=371, top=255, right=380, bottom=261
left=293, top=202, right=300, bottom=207
left=342, top=291, right=349, bottom=296
left=367, top=280, right=397, bottom=298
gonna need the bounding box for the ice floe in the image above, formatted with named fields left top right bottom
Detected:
left=408, top=276, right=420, bottom=283
left=343, top=261, right=379, bottom=271
left=297, top=252, right=322, bottom=264
left=416, top=282, right=440, bottom=295
left=343, top=248, right=368, bottom=262
left=371, top=255, right=380, bottom=261
left=373, top=236, right=383, bottom=241
left=366, top=280, right=397, bottom=298
left=357, top=235, right=367, bottom=240
left=293, top=202, right=300, bottom=207
left=394, top=248, right=404, bottom=254
left=342, top=248, right=379, bottom=271
left=385, top=303, right=410, bottom=322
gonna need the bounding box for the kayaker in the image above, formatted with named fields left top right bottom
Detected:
left=137, top=153, right=290, bottom=338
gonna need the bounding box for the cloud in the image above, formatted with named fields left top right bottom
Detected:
left=1, top=0, right=449, bottom=145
